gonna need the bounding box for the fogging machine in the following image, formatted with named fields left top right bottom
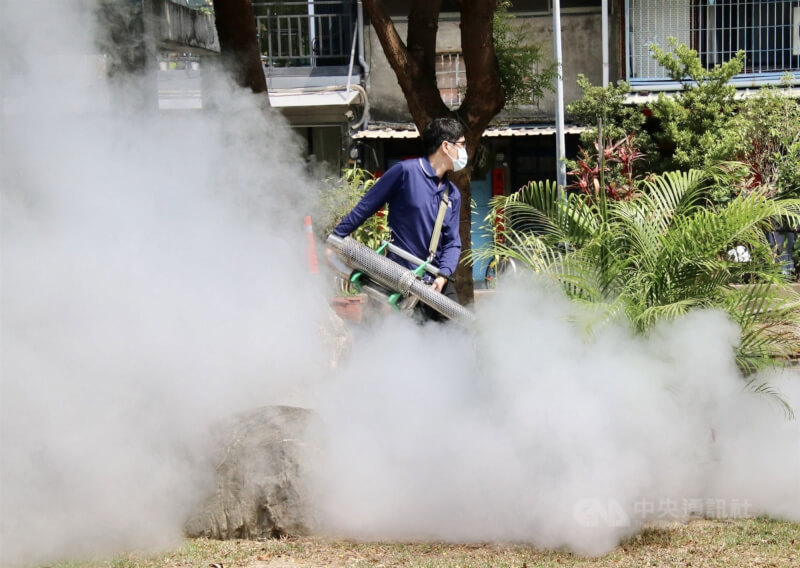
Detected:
left=326, top=235, right=475, bottom=325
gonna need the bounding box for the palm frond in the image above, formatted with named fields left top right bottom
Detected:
left=745, top=376, right=795, bottom=419
left=634, top=298, right=705, bottom=330
left=479, top=168, right=800, bottom=404
left=724, top=282, right=800, bottom=375
left=500, top=180, right=599, bottom=247
left=639, top=169, right=710, bottom=230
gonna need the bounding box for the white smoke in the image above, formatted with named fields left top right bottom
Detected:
left=314, top=280, right=800, bottom=555
left=2, top=1, right=799, bottom=566
left=1, top=2, right=329, bottom=565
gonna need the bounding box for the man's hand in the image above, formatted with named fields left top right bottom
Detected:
left=432, top=276, right=447, bottom=293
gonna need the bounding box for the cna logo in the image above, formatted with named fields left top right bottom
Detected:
left=573, top=498, right=631, bottom=528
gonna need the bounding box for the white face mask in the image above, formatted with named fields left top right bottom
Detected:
left=450, top=143, right=468, bottom=172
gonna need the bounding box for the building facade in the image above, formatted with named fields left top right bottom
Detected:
left=257, top=0, right=800, bottom=282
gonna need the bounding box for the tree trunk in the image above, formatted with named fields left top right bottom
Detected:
left=97, top=0, right=158, bottom=111
left=211, top=0, right=269, bottom=95
left=449, top=170, right=473, bottom=304
left=362, top=0, right=505, bottom=305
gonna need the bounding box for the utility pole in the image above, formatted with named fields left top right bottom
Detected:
left=553, top=0, right=567, bottom=189
left=602, top=0, right=609, bottom=86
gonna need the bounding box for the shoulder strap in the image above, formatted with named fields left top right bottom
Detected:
left=428, top=186, right=450, bottom=259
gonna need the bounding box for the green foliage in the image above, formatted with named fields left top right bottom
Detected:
left=568, top=40, right=748, bottom=182
left=568, top=39, right=800, bottom=208
left=567, top=78, right=652, bottom=193
left=319, top=166, right=390, bottom=250
left=568, top=75, right=645, bottom=147
left=776, top=143, right=800, bottom=198
left=477, top=169, right=800, bottom=406
left=646, top=39, right=746, bottom=173
left=493, top=0, right=557, bottom=107
left=737, top=88, right=800, bottom=199
left=650, top=38, right=745, bottom=88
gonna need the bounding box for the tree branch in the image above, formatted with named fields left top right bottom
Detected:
left=212, top=0, right=268, bottom=95
left=457, top=0, right=504, bottom=136
left=407, top=0, right=442, bottom=83
left=363, top=0, right=449, bottom=129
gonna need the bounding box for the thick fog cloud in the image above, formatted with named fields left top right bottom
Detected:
left=2, top=2, right=798, bottom=567
left=1, top=2, right=329, bottom=565
left=314, top=281, right=800, bottom=555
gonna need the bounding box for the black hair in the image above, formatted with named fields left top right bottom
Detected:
left=422, top=118, right=465, bottom=157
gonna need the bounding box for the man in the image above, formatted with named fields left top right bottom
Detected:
left=332, top=118, right=466, bottom=312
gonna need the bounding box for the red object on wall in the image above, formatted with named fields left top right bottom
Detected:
left=491, top=167, right=505, bottom=196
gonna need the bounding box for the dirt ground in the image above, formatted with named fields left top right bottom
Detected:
left=54, top=517, right=799, bottom=568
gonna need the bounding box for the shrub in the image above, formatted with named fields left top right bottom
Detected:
left=319, top=166, right=390, bottom=250
left=736, top=85, right=800, bottom=199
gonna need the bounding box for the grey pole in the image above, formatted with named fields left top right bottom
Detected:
left=602, top=0, right=609, bottom=87
left=553, top=0, right=567, bottom=189
left=308, top=0, right=317, bottom=67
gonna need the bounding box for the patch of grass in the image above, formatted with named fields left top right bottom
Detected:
left=46, top=517, right=799, bottom=568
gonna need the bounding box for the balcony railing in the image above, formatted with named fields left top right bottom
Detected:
left=253, top=1, right=354, bottom=68
left=627, top=0, right=800, bottom=84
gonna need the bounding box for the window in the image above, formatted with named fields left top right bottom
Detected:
left=694, top=0, right=800, bottom=73
left=628, top=0, right=800, bottom=80
left=628, top=0, right=693, bottom=79
left=435, top=52, right=466, bottom=106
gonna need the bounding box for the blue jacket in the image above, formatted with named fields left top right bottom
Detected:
left=333, top=158, right=462, bottom=278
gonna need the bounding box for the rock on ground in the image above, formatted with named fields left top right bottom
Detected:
left=185, top=405, right=319, bottom=540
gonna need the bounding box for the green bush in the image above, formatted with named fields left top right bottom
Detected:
left=319, top=166, right=391, bottom=250
left=568, top=39, right=800, bottom=208
left=737, top=86, right=800, bottom=199
left=568, top=75, right=645, bottom=149
left=646, top=39, right=746, bottom=174
left=569, top=39, right=747, bottom=177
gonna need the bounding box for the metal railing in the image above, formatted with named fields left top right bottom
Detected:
left=627, top=0, right=800, bottom=82
left=253, top=1, right=354, bottom=68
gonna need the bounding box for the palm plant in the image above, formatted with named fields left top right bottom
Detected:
left=474, top=169, right=800, bottom=412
